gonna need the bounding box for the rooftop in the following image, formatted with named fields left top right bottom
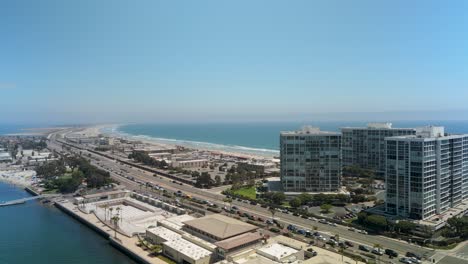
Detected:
left=183, top=214, right=257, bottom=240
left=147, top=226, right=181, bottom=241
left=215, top=232, right=263, bottom=250
left=257, top=243, right=298, bottom=261
left=280, top=126, right=340, bottom=136
left=164, top=238, right=212, bottom=260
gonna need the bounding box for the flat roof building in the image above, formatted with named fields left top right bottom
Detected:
left=385, top=126, right=468, bottom=219
left=183, top=214, right=258, bottom=242
left=280, top=126, right=341, bottom=192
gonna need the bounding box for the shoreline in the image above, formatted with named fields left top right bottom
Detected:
left=97, top=124, right=279, bottom=159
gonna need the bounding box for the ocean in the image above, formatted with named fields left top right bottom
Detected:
left=0, top=182, right=136, bottom=264
left=115, top=121, right=468, bottom=157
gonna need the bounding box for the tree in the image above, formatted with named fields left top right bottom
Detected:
left=196, top=172, right=213, bottom=188
left=290, top=197, right=302, bottom=208
left=320, top=204, right=333, bottom=214
left=297, top=193, right=313, bottom=205
left=111, top=215, right=120, bottom=238
left=263, top=192, right=286, bottom=205
left=446, top=216, right=468, bottom=239
left=366, top=215, right=388, bottom=231
left=395, top=221, right=417, bottom=234
left=214, top=175, right=222, bottom=186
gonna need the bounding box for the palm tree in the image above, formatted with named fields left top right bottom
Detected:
left=103, top=204, right=109, bottom=221
left=269, top=208, right=276, bottom=220
left=109, top=207, right=114, bottom=222
left=116, top=207, right=122, bottom=223
left=111, top=215, right=120, bottom=238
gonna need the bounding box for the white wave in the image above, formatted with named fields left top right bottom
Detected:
left=106, top=125, right=279, bottom=157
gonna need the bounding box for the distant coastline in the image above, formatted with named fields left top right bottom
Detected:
left=100, top=124, right=280, bottom=158
left=101, top=120, right=468, bottom=159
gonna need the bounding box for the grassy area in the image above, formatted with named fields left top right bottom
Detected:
left=156, top=255, right=177, bottom=264
left=427, top=243, right=459, bottom=250
left=42, top=188, right=59, bottom=194
left=232, top=186, right=256, bottom=199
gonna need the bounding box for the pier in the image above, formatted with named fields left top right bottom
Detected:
left=0, top=194, right=60, bottom=207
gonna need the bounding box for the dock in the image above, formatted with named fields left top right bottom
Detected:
left=0, top=194, right=60, bottom=207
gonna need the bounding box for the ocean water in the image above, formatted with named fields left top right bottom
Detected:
left=116, top=121, right=468, bottom=156
left=0, top=182, right=136, bottom=264
left=0, top=124, right=36, bottom=135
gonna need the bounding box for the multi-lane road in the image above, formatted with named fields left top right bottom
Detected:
left=47, top=132, right=438, bottom=263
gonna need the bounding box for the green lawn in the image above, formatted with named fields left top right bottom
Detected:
left=232, top=186, right=256, bottom=200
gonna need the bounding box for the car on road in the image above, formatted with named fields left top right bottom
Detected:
left=359, top=245, right=371, bottom=252
left=344, top=241, right=354, bottom=247
left=399, top=257, right=414, bottom=264
left=385, top=249, right=398, bottom=258
left=326, top=240, right=338, bottom=246
left=405, top=252, right=421, bottom=260
left=371, top=248, right=384, bottom=255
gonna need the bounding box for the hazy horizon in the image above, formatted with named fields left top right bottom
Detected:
left=2, top=1, right=468, bottom=124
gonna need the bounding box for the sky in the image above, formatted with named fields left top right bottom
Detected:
left=1, top=0, right=468, bottom=125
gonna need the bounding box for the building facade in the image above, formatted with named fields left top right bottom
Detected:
left=385, top=127, right=468, bottom=220
left=280, top=126, right=341, bottom=192
left=341, top=123, right=416, bottom=177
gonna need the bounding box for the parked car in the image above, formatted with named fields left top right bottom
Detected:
left=385, top=249, right=398, bottom=257
left=359, top=245, right=371, bottom=252
left=297, top=229, right=306, bottom=235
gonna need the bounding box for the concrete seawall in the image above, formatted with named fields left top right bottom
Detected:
left=24, top=187, right=40, bottom=196
left=55, top=202, right=153, bottom=264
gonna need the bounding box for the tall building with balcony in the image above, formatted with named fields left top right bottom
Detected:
left=280, top=126, right=341, bottom=192
left=341, top=123, right=416, bottom=177
left=384, top=126, right=468, bottom=220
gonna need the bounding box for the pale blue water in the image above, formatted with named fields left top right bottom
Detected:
left=0, top=182, right=136, bottom=264
left=116, top=121, right=468, bottom=156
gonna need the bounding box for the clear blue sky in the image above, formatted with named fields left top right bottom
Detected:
left=1, top=0, right=468, bottom=124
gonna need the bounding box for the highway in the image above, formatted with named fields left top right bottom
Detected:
left=47, top=132, right=436, bottom=262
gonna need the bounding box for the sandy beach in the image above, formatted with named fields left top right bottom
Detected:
left=0, top=169, right=37, bottom=187
left=93, top=124, right=278, bottom=160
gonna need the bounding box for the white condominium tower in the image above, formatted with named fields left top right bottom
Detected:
left=385, top=126, right=468, bottom=220
left=341, top=123, right=416, bottom=177
left=280, top=126, right=341, bottom=192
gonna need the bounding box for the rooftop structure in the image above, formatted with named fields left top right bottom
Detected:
left=183, top=214, right=258, bottom=241
left=215, top=232, right=263, bottom=256
left=256, top=243, right=299, bottom=262
left=163, top=238, right=213, bottom=263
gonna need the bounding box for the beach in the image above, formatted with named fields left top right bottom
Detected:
left=0, top=169, right=37, bottom=187
left=96, top=124, right=279, bottom=160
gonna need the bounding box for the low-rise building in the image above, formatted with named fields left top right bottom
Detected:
left=172, top=158, right=209, bottom=169
left=183, top=214, right=258, bottom=242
